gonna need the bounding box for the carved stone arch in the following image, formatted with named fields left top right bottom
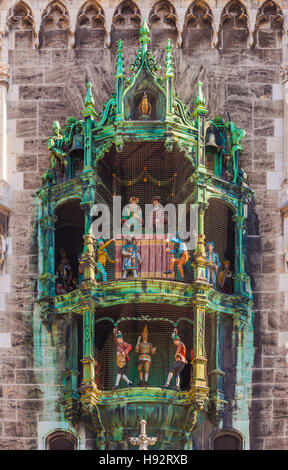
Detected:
left=210, top=428, right=243, bottom=450
left=148, top=0, right=179, bottom=48
left=182, top=1, right=214, bottom=50
left=6, top=1, right=35, bottom=49
left=218, top=0, right=249, bottom=50
left=75, top=1, right=106, bottom=48
left=39, top=0, right=70, bottom=49
left=46, top=429, right=78, bottom=450
left=111, top=0, right=142, bottom=47
left=254, top=0, right=284, bottom=49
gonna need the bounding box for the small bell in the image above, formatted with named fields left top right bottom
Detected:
left=205, top=128, right=218, bottom=153
left=67, top=132, right=84, bottom=160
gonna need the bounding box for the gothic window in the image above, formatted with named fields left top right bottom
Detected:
left=212, top=430, right=242, bottom=450
left=76, top=1, right=106, bottom=48
left=6, top=1, right=35, bottom=49
left=39, top=1, right=70, bottom=49
left=218, top=0, right=249, bottom=49
left=111, top=0, right=141, bottom=46
left=148, top=1, right=178, bottom=47
left=254, top=0, right=284, bottom=49
left=46, top=431, right=77, bottom=450
left=183, top=1, right=213, bottom=49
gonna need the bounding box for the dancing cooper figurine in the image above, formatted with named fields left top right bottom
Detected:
left=135, top=325, right=156, bottom=386
left=163, top=329, right=188, bottom=391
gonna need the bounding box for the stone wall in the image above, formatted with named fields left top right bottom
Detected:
left=0, top=0, right=288, bottom=450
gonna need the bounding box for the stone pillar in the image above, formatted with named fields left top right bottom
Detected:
left=280, top=65, right=288, bottom=270
left=0, top=60, right=10, bottom=183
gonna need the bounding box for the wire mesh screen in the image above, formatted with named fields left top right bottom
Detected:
left=94, top=304, right=194, bottom=390
left=96, top=141, right=195, bottom=282
left=204, top=198, right=235, bottom=292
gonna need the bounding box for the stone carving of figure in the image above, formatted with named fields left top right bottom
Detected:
left=55, top=248, right=72, bottom=295
left=48, top=121, right=68, bottom=183
left=113, top=327, right=133, bottom=390
left=163, top=328, right=188, bottom=391
left=219, top=259, right=234, bottom=294
left=121, top=237, right=142, bottom=279
left=224, top=121, right=245, bottom=184
left=95, top=238, right=115, bottom=282
left=135, top=325, right=156, bottom=386
left=205, top=241, right=221, bottom=290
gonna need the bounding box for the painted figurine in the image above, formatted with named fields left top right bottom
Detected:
left=48, top=121, right=68, bottom=183
left=122, top=196, right=143, bottom=237
left=135, top=325, right=156, bottom=386
left=163, top=329, right=188, bottom=391
left=55, top=248, right=72, bottom=294
left=205, top=241, right=221, bottom=290
left=152, top=196, right=164, bottom=234
left=95, top=238, right=115, bottom=282
left=113, top=328, right=133, bottom=389
left=219, top=260, right=234, bottom=294
left=121, top=237, right=142, bottom=279
left=164, top=234, right=189, bottom=279
left=139, top=92, right=152, bottom=118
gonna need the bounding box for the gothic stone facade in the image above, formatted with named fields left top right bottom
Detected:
left=0, top=0, right=288, bottom=450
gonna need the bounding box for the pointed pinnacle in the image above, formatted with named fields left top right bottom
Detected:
left=85, top=81, right=95, bottom=107
left=195, top=81, right=205, bottom=107
left=139, top=19, right=151, bottom=46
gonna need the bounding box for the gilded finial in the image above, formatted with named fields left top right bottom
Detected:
left=82, top=81, right=96, bottom=118
left=165, top=38, right=174, bottom=78
left=139, top=19, right=151, bottom=49
left=85, top=82, right=94, bottom=107
left=195, top=81, right=205, bottom=108
left=116, top=39, right=124, bottom=78
left=193, top=81, right=208, bottom=118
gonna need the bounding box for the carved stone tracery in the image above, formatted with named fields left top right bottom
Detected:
left=6, top=1, right=34, bottom=31
left=218, top=0, right=249, bottom=49
left=254, top=0, right=284, bottom=48
left=41, top=1, right=70, bottom=32
left=112, top=0, right=141, bottom=29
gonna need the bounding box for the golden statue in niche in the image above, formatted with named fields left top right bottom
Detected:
left=139, top=92, right=152, bottom=118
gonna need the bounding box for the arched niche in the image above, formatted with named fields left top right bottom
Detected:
left=111, top=0, right=141, bottom=47
left=123, top=72, right=166, bottom=121
left=148, top=0, right=178, bottom=48
left=212, top=430, right=243, bottom=450
left=254, top=0, right=284, bottom=49
left=96, top=141, right=194, bottom=283
left=46, top=430, right=77, bottom=450
left=6, top=1, right=35, bottom=49
left=39, top=0, right=70, bottom=49
left=93, top=304, right=194, bottom=390
left=182, top=1, right=213, bottom=50
left=204, top=198, right=235, bottom=293
left=54, top=199, right=84, bottom=294
left=218, top=0, right=249, bottom=50
left=75, top=1, right=106, bottom=48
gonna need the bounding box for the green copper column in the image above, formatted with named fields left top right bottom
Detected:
left=82, top=82, right=96, bottom=171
